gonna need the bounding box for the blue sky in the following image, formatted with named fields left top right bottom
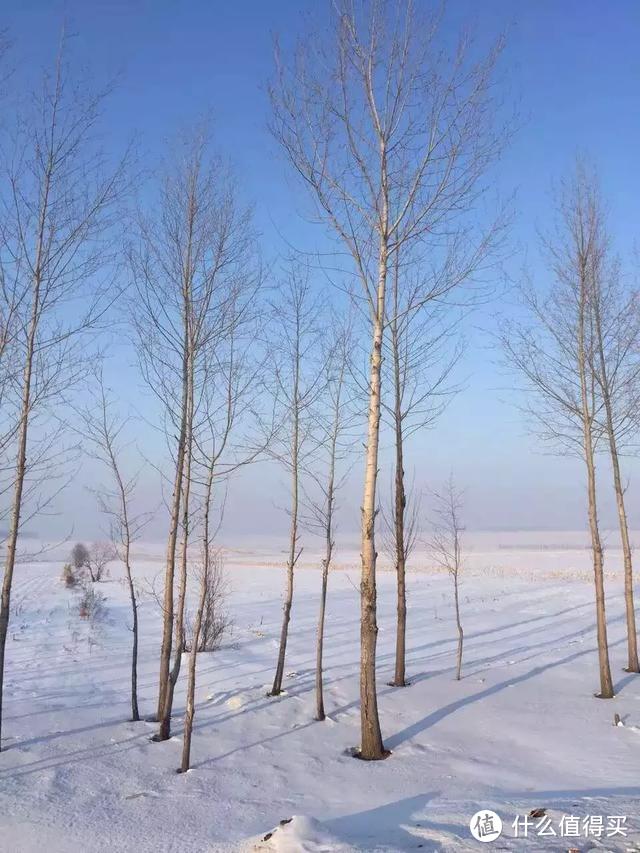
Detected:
left=3, top=1, right=640, bottom=537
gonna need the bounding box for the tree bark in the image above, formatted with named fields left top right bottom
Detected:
left=104, top=423, right=140, bottom=722
left=578, top=273, right=614, bottom=699
left=390, top=266, right=408, bottom=688
left=316, top=478, right=334, bottom=721
left=181, top=430, right=217, bottom=772
left=584, top=441, right=613, bottom=698
left=609, top=443, right=639, bottom=673
left=315, top=326, right=347, bottom=722
left=271, top=424, right=299, bottom=696
left=124, top=536, right=140, bottom=721
left=359, top=245, right=388, bottom=760
left=180, top=556, right=207, bottom=773
left=392, top=437, right=407, bottom=686
left=156, top=359, right=188, bottom=721
left=454, top=576, right=463, bottom=681
left=315, top=555, right=329, bottom=721
left=159, top=354, right=194, bottom=740
left=271, top=330, right=301, bottom=697
left=592, top=293, right=639, bottom=674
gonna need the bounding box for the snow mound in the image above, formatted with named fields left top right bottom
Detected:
left=254, top=815, right=353, bottom=852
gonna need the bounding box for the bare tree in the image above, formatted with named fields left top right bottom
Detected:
left=179, top=290, right=266, bottom=768
left=180, top=552, right=210, bottom=773
left=185, top=558, right=230, bottom=653
left=383, top=252, right=463, bottom=687
left=84, top=541, right=117, bottom=583
left=304, top=316, right=355, bottom=720
left=432, top=476, right=465, bottom=680
left=268, top=269, right=325, bottom=698
left=585, top=178, right=640, bottom=674
left=0, top=45, right=126, bottom=748
left=500, top=166, right=614, bottom=699
left=129, top=128, right=260, bottom=739
left=180, top=458, right=216, bottom=774
left=270, top=0, right=506, bottom=757
left=78, top=369, right=152, bottom=720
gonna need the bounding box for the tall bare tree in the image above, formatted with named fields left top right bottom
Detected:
left=180, top=285, right=267, bottom=768
left=432, top=476, right=465, bottom=681
left=270, top=0, right=506, bottom=756
left=304, top=316, right=355, bottom=720
left=78, top=368, right=152, bottom=721
left=0, top=47, right=126, bottom=748
left=500, top=167, right=615, bottom=699
left=129, top=129, right=260, bottom=739
left=585, top=178, right=640, bottom=674
left=180, top=460, right=216, bottom=774
left=384, top=252, right=463, bottom=687
left=268, top=269, right=325, bottom=698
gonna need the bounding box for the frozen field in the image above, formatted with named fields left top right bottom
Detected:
left=1, top=536, right=639, bottom=851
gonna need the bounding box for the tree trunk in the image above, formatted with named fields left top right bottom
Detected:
left=316, top=481, right=334, bottom=721
left=610, top=447, right=639, bottom=673
left=181, top=455, right=216, bottom=772
left=156, top=365, right=188, bottom=721
left=180, top=564, right=207, bottom=773
left=359, top=247, right=388, bottom=760
left=104, top=408, right=140, bottom=723
left=316, top=350, right=341, bottom=722
left=454, top=578, right=463, bottom=681
left=391, top=280, right=407, bottom=688
left=585, top=446, right=613, bottom=698
left=271, top=519, right=297, bottom=695
left=593, top=296, right=639, bottom=674
left=124, top=539, right=140, bottom=722
left=271, top=379, right=300, bottom=697
left=0, top=321, right=37, bottom=750
left=0, top=177, right=48, bottom=750
left=159, top=360, right=194, bottom=740
left=392, top=450, right=407, bottom=686
left=578, top=277, right=613, bottom=699
left=315, top=556, right=329, bottom=721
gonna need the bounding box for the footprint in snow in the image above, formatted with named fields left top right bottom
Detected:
left=226, top=694, right=247, bottom=710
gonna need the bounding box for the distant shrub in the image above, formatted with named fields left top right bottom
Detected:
left=194, top=607, right=230, bottom=653
left=185, top=556, right=231, bottom=653
left=78, top=584, right=106, bottom=623
left=71, top=543, right=89, bottom=571
left=85, top=541, right=117, bottom=582
left=61, top=563, right=77, bottom=588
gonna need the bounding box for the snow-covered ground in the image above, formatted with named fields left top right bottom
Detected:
left=1, top=537, right=639, bottom=852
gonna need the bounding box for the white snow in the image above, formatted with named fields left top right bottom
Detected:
left=1, top=537, right=639, bottom=851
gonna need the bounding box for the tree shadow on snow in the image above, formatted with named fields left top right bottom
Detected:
left=386, top=637, right=627, bottom=751
left=313, top=601, right=599, bottom=691
left=326, top=792, right=468, bottom=851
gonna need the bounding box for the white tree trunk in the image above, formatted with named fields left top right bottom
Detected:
left=578, top=277, right=613, bottom=699
left=359, top=248, right=388, bottom=759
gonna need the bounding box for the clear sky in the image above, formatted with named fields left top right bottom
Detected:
left=3, top=1, right=640, bottom=539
